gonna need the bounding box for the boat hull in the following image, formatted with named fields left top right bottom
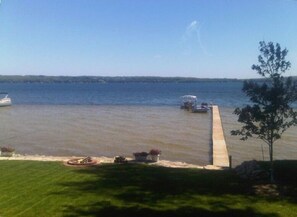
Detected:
left=191, top=106, right=209, bottom=113
left=0, top=98, right=12, bottom=107
left=192, top=108, right=208, bottom=113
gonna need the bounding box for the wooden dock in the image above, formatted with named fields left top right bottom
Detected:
left=212, top=105, right=230, bottom=168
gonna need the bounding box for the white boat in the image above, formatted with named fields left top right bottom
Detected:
left=180, top=95, right=197, bottom=110
left=180, top=95, right=209, bottom=113
left=0, top=93, right=12, bottom=107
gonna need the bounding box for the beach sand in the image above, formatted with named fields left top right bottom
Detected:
left=0, top=154, right=221, bottom=170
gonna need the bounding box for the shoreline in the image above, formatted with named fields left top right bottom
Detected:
left=0, top=154, right=221, bottom=170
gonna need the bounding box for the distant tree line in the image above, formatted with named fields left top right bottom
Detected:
left=0, top=75, right=243, bottom=83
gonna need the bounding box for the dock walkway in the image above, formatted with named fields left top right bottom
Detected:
left=212, top=105, right=229, bottom=168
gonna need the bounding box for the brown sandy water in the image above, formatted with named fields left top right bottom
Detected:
left=0, top=105, right=211, bottom=165
left=221, top=107, right=297, bottom=166
left=0, top=105, right=296, bottom=166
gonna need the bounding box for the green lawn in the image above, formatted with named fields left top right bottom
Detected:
left=0, top=160, right=296, bottom=217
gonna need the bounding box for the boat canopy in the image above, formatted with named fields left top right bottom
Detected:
left=180, top=95, right=197, bottom=103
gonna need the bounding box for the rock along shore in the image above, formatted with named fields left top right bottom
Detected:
left=0, top=154, right=221, bottom=170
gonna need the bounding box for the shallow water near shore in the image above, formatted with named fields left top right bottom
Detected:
left=221, top=107, right=297, bottom=166
left=1, top=105, right=297, bottom=166
left=0, top=105, right=211, bottom=165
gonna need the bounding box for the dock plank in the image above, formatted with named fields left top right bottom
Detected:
left=212, top=106, right=229, bottom=168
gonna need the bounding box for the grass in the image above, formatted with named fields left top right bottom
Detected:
left=0, top=160, right=296, bottom=217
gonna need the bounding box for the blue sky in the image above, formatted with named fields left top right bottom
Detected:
left=0, top=0, right=296, bottom=78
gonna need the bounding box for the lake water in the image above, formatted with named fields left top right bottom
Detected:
left=0, top=82, right=296, bottom=165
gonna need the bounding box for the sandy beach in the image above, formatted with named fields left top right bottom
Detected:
left=0, top=154, right=221, bottom=170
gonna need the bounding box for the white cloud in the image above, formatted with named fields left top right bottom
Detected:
left=182, top=20, right=200, bottom=43
left=182, top=20, right=211, bottom=56
left=187, top=20, right=199, bottom=32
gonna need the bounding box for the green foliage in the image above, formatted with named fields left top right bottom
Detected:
left=231, top=41, right=297, bottom=144
left=231, top=41, right=297, bottom=182
left=251, top=41, right=291, bottom=77
left=0, top=160, right=296, bottom=216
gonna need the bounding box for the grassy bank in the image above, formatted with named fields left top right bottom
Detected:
left=0, top=160, right=296, bottom=217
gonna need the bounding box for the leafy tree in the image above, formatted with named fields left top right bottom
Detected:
left=231, top=41, right=297, bottom=182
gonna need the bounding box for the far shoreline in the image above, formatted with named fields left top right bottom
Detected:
left=1, top=75, right=296, bottom=84
left=0, top=75, right=251, bottom=84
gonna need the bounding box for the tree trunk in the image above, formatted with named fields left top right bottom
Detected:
left=269, top=142, right=274, bottom=183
